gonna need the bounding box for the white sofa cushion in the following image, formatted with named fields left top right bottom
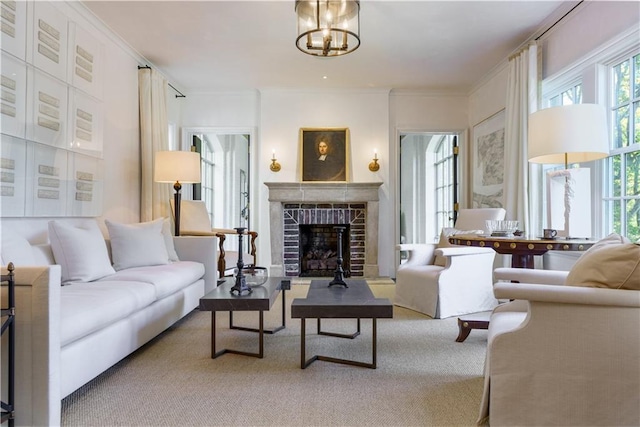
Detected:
left=106, top=219, right=170, bottom=270
left=60, top=281, right=157, bottom=346
left=48, top=220, right=115, bottom=284
left=97, top=261, right=205, bottom=299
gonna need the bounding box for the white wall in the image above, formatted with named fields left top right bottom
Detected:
left=1, top=2, right=142, bottom=242
left=542, top=1, right=640, bottom=79
left=259, top=89, right=391, bottom=274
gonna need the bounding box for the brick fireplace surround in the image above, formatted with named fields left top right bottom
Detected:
left=265, top=182, right=383, bottom=278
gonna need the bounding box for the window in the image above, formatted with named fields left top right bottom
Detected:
left=200, top=137, right=215, bottom=225
left=541, top=29, right=640, bottom=242
left=604, top=53, right=640, bottom=241
left=548, top=82, right=582, bottom=107
left=434, top=135, right=456, bottom=233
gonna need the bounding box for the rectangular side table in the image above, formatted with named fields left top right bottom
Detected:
left=291, top=280, right=393, bottom=369
left=199, top=277, right=290, bottom=359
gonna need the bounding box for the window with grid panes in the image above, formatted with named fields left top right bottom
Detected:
left=434, top=135, right=455, bottom=234
left=604, top=52, right=640, bottom=241
left=200, top=140, right=215, bottom=226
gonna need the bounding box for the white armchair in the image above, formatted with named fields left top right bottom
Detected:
left=479, top=252, right=640, bottom=425
left=394, top=208, right=505, bottom=319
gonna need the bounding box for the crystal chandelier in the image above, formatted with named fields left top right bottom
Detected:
left=295, top=0, right=360, bottom=57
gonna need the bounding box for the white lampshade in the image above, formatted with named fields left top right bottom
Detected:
left=154, top=151, right=201, bottom=184
left=528, top=104, right=609, bottom=165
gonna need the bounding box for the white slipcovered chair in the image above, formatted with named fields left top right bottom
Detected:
left=479, top=234, right=640, bottom=426
left=170, top=200, right=257, bottom=278
left=394, top=208, right=506, bottom=319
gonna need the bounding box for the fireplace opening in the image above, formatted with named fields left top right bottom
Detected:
left=299, top=224, right=350, bottom=277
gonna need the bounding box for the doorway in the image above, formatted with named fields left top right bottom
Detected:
left=182, top=128, right=254, bottom=251
left=399, top=132, right=460, bottom=250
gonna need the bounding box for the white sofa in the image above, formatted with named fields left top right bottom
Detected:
left=479, top=235, right=640, bottom=426
left=0, top=219, right=218, bottom=426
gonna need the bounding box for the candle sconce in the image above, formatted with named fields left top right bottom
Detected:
left=270, top=152, right=281, bottom=172
left=368, top=152, right=380, bottom=172
left=270, top=158, right=281, bottom=172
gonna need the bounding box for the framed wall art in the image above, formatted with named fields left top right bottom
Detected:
left=471, top=110, right=505, bottom=208
left=300, top=127, right=349, bottom=182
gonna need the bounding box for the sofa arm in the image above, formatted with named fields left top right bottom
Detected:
left=1, top=265, right=62, bottom=426
left=173, top=236, right=218, bottom=294
left=494, top=267, right=568, bottom=285
left=396, top=243, right=437, bottom=267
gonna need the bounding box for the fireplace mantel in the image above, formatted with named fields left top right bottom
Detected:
left=265, top=182, right=383, bottom=277
left=265, top=182, right=383, bottom=203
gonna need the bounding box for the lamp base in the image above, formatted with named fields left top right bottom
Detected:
left=173, top=187, right=181, bottom=236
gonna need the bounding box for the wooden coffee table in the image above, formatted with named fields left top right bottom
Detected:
left=199, top=277, right=290, bottom=359
left=291, top=280, right=393, bottom=369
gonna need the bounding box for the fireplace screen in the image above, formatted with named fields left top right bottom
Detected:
left=299, top=224, right=350, bottom=277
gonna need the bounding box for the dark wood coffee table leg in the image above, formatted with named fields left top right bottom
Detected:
left=300, top=317, right=379, bottom=369
left=456, top=316, right=489, bottom=342
left=211, top=310, right=265, bottom=358
left=229, top=289, right=287, bottom=334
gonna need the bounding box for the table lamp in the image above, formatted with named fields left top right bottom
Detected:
left=154, top=150, right=201, bottom=236
left=528, top=104, right=609, bottom=238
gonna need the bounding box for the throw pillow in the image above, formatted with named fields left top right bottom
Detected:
left=48, top=220, right=115, bottom=284
left=162, top=218, right=180, bottom=262
left=106, top=218, right=170, bottom=270
left=1, top=229, right=35, bottom=266
left=434, top=228, right=485, bottom=267
left=565, top=233, right=640, bottom=290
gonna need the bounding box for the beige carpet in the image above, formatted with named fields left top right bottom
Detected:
left=61, top=282, right=488, bottom=426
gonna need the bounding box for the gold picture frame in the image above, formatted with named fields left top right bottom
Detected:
left=300, top=128, right=349, bottom=182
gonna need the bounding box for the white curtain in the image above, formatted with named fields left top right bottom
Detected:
left=503, top=42, right=540, bottom=234
left=138, top=68, right=170, bottom=222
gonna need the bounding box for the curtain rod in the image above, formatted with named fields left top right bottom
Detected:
left=535, top=1, right=583, bottom=41
left=137, top=65, right=186, bottom=98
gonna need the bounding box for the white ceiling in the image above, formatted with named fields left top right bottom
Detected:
left=82, top=0, right=569, bottom=94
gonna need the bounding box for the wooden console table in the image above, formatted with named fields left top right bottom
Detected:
left=449, top=235, right=594, bottom=342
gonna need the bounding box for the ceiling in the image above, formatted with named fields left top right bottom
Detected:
left=81, top=0, right=569, bottom=94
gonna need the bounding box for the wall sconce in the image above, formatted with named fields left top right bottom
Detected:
left=368, top=149, right=380, bottom=172
left=270, top=150, right=281, bottom=172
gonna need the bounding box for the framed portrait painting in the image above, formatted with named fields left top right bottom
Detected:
left=300, top=128, right=349, bottom=182
left=471, top=110, right=505, bottom=208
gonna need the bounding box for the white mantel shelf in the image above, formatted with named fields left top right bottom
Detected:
left=264, top=182, right=383, bottom=278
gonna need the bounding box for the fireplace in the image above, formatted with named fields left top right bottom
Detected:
left=299, top=224, right=350, bottom=277
left=284, top=202, right=364, bottom=277
left=265, top=182, right=382, bottom=278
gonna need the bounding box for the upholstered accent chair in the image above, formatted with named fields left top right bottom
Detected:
left=479, top=234, right=640, bottom=426
left=170, top=200, right=257, bottom=278
left=394, top=208, right=506, bottom=319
